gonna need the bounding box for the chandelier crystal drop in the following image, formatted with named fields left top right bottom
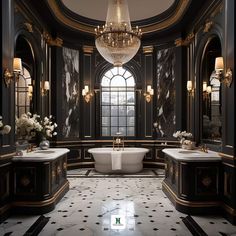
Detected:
left=95, top=0, right=142, bottom=67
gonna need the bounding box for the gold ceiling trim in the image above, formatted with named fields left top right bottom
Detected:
left=141, top=0, right=190, bottom=34
left=47, top=0, right=93, bottom=34
left=47, top=0, right=190, bottom=35
left=143, top=46, right=154, bottom=54
left=83, top=45, right=94, bottom=54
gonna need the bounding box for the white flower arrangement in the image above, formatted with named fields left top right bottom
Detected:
left=16, top=113, right=57, bottom=140
left=0, top=116, right=11, bottom=135
left=16, top=112, right=43, bottom=140
left=40, top=115, right=57, bottom=138
left=173, top=130, right=192, bottom=139
left=173, top=130, right=193, bottom=144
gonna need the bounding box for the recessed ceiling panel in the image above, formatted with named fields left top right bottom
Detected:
left=62, top=0, right=175, bottom=21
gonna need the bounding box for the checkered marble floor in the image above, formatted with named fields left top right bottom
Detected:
left=1, top=176, right=236, bottom=236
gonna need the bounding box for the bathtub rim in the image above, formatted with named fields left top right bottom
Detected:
left=88, top=147, right=149, bottom=154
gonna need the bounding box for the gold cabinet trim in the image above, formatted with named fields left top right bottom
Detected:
left=162, top=181, right=220, bottom=207
left=12, top=180, right=69, bottom=207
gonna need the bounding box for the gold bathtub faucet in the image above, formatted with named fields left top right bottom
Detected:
left=113, top=133, right=124, bottom=151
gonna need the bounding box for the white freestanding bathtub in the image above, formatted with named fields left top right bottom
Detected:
left=88, top=147, right=149, bottom=173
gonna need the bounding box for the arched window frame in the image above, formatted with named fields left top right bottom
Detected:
left=100, top=67, right=136, bottom=137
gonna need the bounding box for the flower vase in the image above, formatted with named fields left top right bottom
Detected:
left=39, top=137, right=50, bottom=150
left=16, top=139, right=29, bottom=156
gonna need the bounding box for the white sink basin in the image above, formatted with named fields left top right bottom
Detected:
left=35, top=150, right=55, bottom=154
left=178, top=150, right=199, bottom=154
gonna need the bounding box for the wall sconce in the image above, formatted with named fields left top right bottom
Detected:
left=41, top=81, right=50, bottom=96
left=28, top=84, right=33, bottom=100
left=210, top=57, right=233, bottom=87
left=203, top=81, right=212, bottom=100
left=82, top=85, right=93, bottom=103
left=3, top=58, right=22, bottom=87
left=187, top=80, right=194, bottom=96
left=144, top=85, right=154, bottom=102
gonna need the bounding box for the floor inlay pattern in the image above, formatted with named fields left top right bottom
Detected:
left=1, top=177, right=236, bottom=236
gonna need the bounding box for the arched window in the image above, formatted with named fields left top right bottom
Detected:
left=101, top=67, right=136, bottom=137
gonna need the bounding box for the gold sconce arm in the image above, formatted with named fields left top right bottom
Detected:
left=3, top=69, right=14, bottom=87
left=187, top=80, right=194, bottom=97
left=41, top=81, right=50, bottom=96
left=144, top=85, right=154, bottom=102
left=3, top=58, right=22, bottom=87
left=82, top=85, right=93, bottom=103
left=211, top=57, right=233, bottom=88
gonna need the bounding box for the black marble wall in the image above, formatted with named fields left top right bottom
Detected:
left=61, top=47, right=80, bottom=138
left=155, top=47, right=176, bottom=138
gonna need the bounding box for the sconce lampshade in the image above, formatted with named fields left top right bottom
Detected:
left=44, top=81, right=50, bottom=90
left=206, top=85, right=212, bottom=93
left=203, top=81, right=207, bottom=92
left=13, top=58, right=22, bottom=72
left=187, top=80, right=192, bottom=91
left=215, top=57, right=224, bottom=70
left=28, top=84, right=33, bottom=93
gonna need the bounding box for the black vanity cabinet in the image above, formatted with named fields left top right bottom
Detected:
left=162, top=148, right=222, bottom=214
left=12, top=148, right=70, bottom=214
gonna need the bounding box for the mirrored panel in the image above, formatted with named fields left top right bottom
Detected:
left=201, top=36, right=222, bottom=146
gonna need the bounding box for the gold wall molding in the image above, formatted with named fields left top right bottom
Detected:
left=175, top=32, right=195, bottom=47
left=83, top=45, right=94, bottom=54
left=43, top=31, right=63, bottom=47
left=142, top=46, right=154, bottom=54
left=203, top=20, right=214, bottom=33
left=210, top=3, right=223, bottom=18
left=24, top=22, right=33, bottom=33
left=47, top=0, right=190, bottom=34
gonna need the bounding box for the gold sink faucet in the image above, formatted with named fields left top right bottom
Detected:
left=201, top=144, right=208, bottom=153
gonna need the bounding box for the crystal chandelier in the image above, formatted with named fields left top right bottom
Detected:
left=95, top=0, right=142, bottom=67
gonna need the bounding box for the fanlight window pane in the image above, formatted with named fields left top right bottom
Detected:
left=123, top=70, right=132, bottom=78
left=111, top=67, right=118, bottom=75
left=126, top=77, right=135, bottom=86
left=118, top=67, right=126, bottom=75
left=111, top=76, right=126, bottom=87
left=101, top=77, right=110, bottom=86
left=101, top=67, right=135, bottom=137
left=104, top=70, right=113, bottom=78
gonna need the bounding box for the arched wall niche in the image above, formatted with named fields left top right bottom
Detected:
left=14, top=30, right=44, bottom=117
left=195, top=30, right=223, bottom=149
